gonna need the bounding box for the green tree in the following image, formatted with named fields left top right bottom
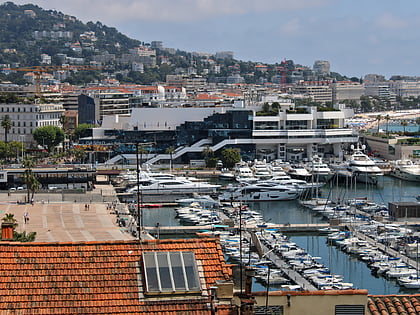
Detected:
left=32, top=126, right=64, bottom=152
left=73, top=124, right=95, bottom=141
left=1, top=115, right=12, bottom=143
left=220, top=148, right=241, bottom=168
left=22, top=156, right=39, bottom=202
left=13, top=230, right=37, bottom=242
left=202, top=146, right=215, bottom=168
left=7, top=141, right=24, bottom=161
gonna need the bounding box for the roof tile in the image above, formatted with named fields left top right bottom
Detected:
left=0, top=238, right=233, bottom=314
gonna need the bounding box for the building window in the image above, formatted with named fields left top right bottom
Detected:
left=142, top=251, right=201, bottom=295
left=335, top=305, right=365, bottom=315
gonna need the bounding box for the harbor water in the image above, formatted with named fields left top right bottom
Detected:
left=141, top=175, right=420, bottom=294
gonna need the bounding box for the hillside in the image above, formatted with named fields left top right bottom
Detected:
left=0, top=2, right=350, bottom=86
left=0, top=2, right=141, bottom=66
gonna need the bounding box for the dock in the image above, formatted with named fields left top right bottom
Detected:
left=143, top=223, right=331, bottom=235
left=251, top=230, right=318, bottom=291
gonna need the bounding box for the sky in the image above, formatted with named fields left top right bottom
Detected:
left=7, top=0, right=420, bottom=78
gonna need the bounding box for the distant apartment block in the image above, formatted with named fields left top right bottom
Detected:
left=40, top=54, right=51, bottom=65
left=33, top=30, right=73, bottom=40
left=293, top=82, right=333, bottom=104
left=166, top=75, right=207, bottom=94
left=332, top=81, right=364, bottom=103
left=150, top=41, right=163, bottom=49
left=92, top=53, right=116, bottom=64
left=364, top=74, right=386, bottom=82
left=313, top=60, right=330, bottom=75
left=389, top=80, right=420, bottom=98
left=215, top=51, right=234, bottom=59
left=364, top=82, right=393, bottom=98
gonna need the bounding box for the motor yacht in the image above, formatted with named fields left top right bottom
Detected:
left=219, top=182, right=299, bottom=202
left=233, top=161, right=255, bottom=183
left=126, top=178, right=220, bottom=194
left=306, top=155, right=334, bottom=182
left=389, top=159, right=420, bottom=182
left=339, top=144, right=384, bottom=184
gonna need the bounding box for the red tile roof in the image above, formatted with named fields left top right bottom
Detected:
left=0, top=238, right=232, bottom=314
left=368, top=295, right=420, bottom=315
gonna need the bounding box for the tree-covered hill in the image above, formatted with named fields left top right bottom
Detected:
left=0, top=2, right=141, bottom=66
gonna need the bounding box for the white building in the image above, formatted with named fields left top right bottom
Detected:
left=0, top=103, right=64, bottom=144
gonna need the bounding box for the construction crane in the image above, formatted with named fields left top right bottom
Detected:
left=10, top=65, right=102, bottom=95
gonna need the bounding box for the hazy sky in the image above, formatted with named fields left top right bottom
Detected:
left=8, top=0, right=420, bottom=78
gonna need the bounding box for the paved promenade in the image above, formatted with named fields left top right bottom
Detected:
left=0, top=185, right=135, bottom=243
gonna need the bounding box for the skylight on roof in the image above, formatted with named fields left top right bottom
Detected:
left=143, top=251, right=201, bottom=294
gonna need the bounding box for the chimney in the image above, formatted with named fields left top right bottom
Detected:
left=1, top=223, right=14, bottom=240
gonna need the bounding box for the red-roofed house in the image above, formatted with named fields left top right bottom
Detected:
left=0, top=238, right=235, bottom=314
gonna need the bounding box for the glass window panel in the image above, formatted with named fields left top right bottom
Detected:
left=157, top=252, right=173, bottom=291
left=170, top=252, right=187, bottom=290
left=182, top=252, right=201, bottom=291
left=143, top=253, right=159, bottom=292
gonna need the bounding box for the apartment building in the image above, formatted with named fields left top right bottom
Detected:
left=0, top=103, right=64, bottom=144
left=293, top=82, right=333, bottom=104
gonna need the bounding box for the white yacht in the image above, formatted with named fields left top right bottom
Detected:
left=389, top=159, right=420, bottom=182
left=287, top=164, right=312, bottom=181
left=339, top=144, right=384, bottom=184
left=251, top=160, right=272, bottom=180
left=234, top=161, right=255, bottom=183
left=219, top=182, right=299, bottom=202
left=268, top=160, right=288, bottom=177
left=126, top=178, right=220, bottom=194
left=306, top=155, right=334, bottom=182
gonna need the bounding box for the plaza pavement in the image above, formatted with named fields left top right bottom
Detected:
left=0, top=184, right=135, bottom=242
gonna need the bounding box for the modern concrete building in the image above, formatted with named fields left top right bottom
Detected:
left=99, top=103, right=356, bottom=165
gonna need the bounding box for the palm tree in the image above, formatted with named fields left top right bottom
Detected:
left=2, top=213, right=17, bottom=229
left=385, top=114, right=390, bottom=135
left=202, top=146, right=214, bottom=159
left=401, top=119, right=408, bottom=134
left=165, top=146, right=175, bottom=171
left=22, top=156, right=39, bottom=202
left=1, top=115, right=12, bottom=143
left=375, top=115, right=382, bottom=134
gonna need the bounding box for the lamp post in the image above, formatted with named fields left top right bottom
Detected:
left=136, top=142, right=142, bottom=241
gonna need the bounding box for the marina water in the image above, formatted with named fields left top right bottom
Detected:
left=142, top=175, right=419, bottom=294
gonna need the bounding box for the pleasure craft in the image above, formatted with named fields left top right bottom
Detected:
left=287, top=164, right=312, bottom=181
left=269, top=160, right=288, bottom=177
left=126, top=178, right=220, bottom=194
left=389, top=159, right=420, bottom=182
left=219, top=168, right=235, bottom=180
left=218, top=182, right=299, bottom=202
left=339, top=144, right=384, bottom=184
left=234, top=162, right=255, bottom=183
left=176, top=194, right=221, bottom=208
left=306, top=155, right=334, bottom=182
left=251, top=160, right=272, bottom=180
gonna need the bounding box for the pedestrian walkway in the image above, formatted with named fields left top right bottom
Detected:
left=0, top=201, right=134, bottom=242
